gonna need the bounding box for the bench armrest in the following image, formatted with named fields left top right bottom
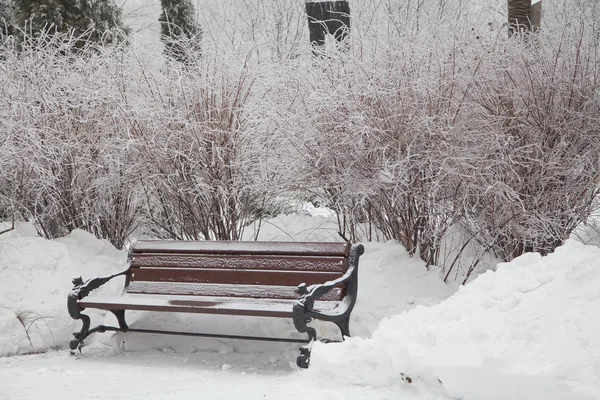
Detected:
left=67, top=269, right=129, bottom=319
left=293, top=243, right=364, bottom=331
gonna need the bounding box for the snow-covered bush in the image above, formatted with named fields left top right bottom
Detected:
left=0, top=34, right=140, bottom=248
left=0, top=32, right=288, bottom=244
left=269, top=6, right=600, bottom=278
left=1, top=0, right=598, bottom=275
left=130, top=44, right=283, bottom=240
left=197, top=0, right=306, bottom=61
left=273, top=31, right=477, bottom=267
left=460, top=25, right=600, bottom=262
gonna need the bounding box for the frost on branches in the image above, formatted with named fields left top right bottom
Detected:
left=265, top=2, right=600, bottom=280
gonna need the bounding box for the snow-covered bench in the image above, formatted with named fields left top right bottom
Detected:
left=67, top=240, right=364, bottom=368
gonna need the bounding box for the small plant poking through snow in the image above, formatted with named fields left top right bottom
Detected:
left=14, top=312, right=55, bottom=355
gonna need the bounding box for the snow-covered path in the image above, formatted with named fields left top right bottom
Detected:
left=0, top=347, right=439, bottom=400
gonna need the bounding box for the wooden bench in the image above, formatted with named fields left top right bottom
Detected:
left=67, top=240, right=364, bottom=367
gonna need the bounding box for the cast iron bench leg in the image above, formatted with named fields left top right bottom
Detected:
left=334, top=316, right=350, bottom=338
left=111, top=309, right=128, bottom=330
left=70, top=313, right=90, bottom=352
left=297, top=324, right=317, bottom=368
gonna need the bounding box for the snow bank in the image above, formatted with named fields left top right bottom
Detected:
left=307, top=239, right=600, bottom=400
left=0, top=225, right=127, bottom=356
left=0, top=211, right=453, bottom=359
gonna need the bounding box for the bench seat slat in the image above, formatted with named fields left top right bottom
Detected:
left=130, top=268, right=344, bottom=287
left=127, top=281, right=344, bottom=301
left=132, top=241, right=350, bottom=257
left=79, top=295, right=346, bottom=318
left=131, top=254, right=347, bottom=272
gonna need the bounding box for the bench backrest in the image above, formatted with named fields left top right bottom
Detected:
left=127, top=241, right=351, bottom=301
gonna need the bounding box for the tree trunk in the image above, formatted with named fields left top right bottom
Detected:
left=530, top=1, right=542, bottom=32
left=508, top=0, right=541, bottom=36
left=305, top=1, right=350, bottom=49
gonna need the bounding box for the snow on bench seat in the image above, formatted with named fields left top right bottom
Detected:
left=79, top=294, right=347, bottom=318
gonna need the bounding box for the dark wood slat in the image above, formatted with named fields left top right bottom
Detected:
left=130, top=268, right=343, bottom=287
left=132, top=241, right=350, bottom=257
left=127, top=281, right=344, bottom=301
left=131, top=254, right=347, bottom=272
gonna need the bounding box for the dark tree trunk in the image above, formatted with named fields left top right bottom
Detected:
left=530, top=1, right=542, bottom=32
left=305, top=1, right=350, bottom=48
left=508, top=0, right=541, bottom=36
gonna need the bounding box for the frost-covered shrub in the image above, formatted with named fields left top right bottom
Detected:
left=460, top=27, right=600, bottom=262
left=197, top=0, right=306, bottom=61
left=0, top=32, right=286, bottom=245
left=273, top=32, right=480, bottom=267
left=1, top=0, right=599, bottom=274
left=0, top=35, right=139, bottom=248
left=272, top=9, right=600, bottom=277
left=133, top=47, right=278, bottom=240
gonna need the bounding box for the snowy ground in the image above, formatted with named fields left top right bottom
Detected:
left=0, top=347, right=443, bottom=400
left=1, top=208, right=600, bottom=399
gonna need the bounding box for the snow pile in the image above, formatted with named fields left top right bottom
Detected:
left=307, top=239, right=600, bottom=400
left=0, top=225, right=127, bottom=356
